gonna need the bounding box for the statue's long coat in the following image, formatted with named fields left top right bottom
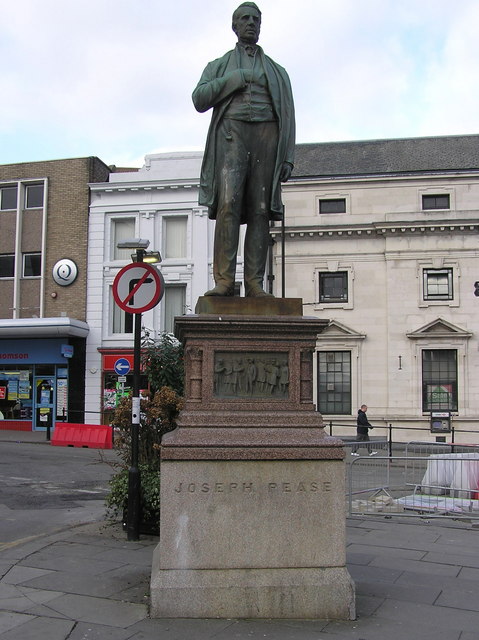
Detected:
left=192, top=45, right=295, bottom=223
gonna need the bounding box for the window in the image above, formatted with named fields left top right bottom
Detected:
left=1, top=186, right=17, bottom=210
left=422, top=194, right=450, bottom=210
left=111, top=218, right=136, bottom=260
left=23, top=253, right=41, bottom=277
left=164, top=217, right=188, bottom=259
left=319, top=272, right=348, bottom=303
left=111, top=287, right=134, bottom=334
left=317, top=351, right=351, bottom=414
left=422, top=350, right=457, bottom=411
left=0, top=255, right=15, bottom=278
left=164, top=285, right=186, bottom=334
left=423, top=268, right=453, bottom=300
left=319, top=198, right=346, bottom=214
left=25, top=184, right=44, bottom=209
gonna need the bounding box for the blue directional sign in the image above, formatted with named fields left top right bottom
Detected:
left=114, top=358, right=131, bottom=376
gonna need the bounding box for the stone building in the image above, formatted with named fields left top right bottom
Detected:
left=276, top=134, right=479, bottom=441
left=0, top=157, right=111, bottom=431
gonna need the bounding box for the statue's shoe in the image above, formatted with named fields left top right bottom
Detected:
left=204, top=284, right=234, bottom=296
left=246, top=288, right=274, bottom=298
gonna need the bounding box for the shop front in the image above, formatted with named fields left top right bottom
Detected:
left=0, top=338, right=72, bottom=431
left=99, top=350, right=149, bottom=425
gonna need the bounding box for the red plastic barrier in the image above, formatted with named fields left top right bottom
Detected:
left=51, top=423, right=113, bottom=449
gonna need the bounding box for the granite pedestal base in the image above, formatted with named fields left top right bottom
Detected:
left=150, top=459, right=355, bottom=619
left=150, top=303, right=355, bottom=619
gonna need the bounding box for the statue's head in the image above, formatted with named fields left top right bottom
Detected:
left=232, top=2, right=261, bottom=45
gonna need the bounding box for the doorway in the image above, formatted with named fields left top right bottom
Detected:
left=33, top=377, right=55, bottom=431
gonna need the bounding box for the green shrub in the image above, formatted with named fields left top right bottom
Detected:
left=104, top=330, right=185, bottom=529
left=105, top=463, right=161, bottom=526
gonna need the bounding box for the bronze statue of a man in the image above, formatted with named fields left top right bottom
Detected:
left=193, top=2, right=295, bottom=297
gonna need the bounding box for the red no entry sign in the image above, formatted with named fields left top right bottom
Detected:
left=112, top=262, right=165, bottom=314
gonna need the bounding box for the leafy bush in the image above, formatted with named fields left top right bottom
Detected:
left=105, top=463, right=161, bottom=527
left=142, top=330, right=184, bottom=396
left=104, top=330, right=185, bottom=529
left=111, top=386, right=184, bottom=471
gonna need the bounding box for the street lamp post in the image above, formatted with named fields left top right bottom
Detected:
left=126, top=246, right=144, bottom=541
left=115, top=239, right=162, bottom=541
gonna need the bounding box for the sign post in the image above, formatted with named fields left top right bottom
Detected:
left=113, top=257, right=164, bottom=540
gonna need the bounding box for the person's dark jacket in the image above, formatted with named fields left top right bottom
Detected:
left=356, top=409, right=372, bottom=435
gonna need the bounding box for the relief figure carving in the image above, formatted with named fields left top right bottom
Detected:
left=214, top=351, right=288, bottom=399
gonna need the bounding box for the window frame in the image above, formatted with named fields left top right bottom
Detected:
left=317, top=351, right=352, bottom=415
left=0, top=254, right=15, bottom=278
left=163, top=284, right=187, bottom=334
left=422, top=194, right=450, bottom=211
left=163, top=215, right=189, bottom=261
left=314, top=265, right=354, bottom=310
left=319, top=198, right=347, bottom=214
left=110, top=216, right=137, bottom=262
left=422, top=349, right=457, bottom=412
left=0, top=185, right=18, bottom=211
left=319, top=271, right=348, bottom=303
left=25, top=183, right=45, bottom=209
left=110, top=286, right=134, bottom=335
left=22, top=253, right=42, bottom=278
left=423, top=268, right=453, bottom=301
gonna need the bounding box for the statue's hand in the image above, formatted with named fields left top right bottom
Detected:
left=280, top=162, right=293, bottom=182
left=242, top=69, right=253, bottom=83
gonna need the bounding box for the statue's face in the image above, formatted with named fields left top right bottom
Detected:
left=233, top=7, right=261, bottom=44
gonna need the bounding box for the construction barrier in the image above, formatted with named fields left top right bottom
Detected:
left=51, top=423, right=113, bottom=449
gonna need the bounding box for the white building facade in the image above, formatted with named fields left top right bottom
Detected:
left=85, top=152, right=219, bottom=424
left=84, top=136, right=479, bottom=442
left=276, top=135, right=479, bottom=441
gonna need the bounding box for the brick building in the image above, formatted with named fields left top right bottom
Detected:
left=0, top=157, right=111, bottom=431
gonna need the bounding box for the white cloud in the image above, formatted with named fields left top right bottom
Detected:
left=0, top=0, right=478, bottom=166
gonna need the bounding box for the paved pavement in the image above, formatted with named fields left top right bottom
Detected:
left=1, top=429, right=479, bottom=639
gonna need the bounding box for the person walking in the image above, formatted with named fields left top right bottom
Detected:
left=351, top=404, right=377, bottom=456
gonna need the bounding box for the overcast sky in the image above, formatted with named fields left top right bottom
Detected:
left=1, top=0, right=478, bottom=168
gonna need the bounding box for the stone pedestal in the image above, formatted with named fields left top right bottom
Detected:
left=150, top=298, right=355, bottom=619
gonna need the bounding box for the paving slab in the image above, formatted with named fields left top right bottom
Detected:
left=348, top=563, right=403, bottom=584
left=0, top=615, right=74, bottom=640
left=41, top=593, right=148, bottom=628
left=0, top=612, right=34, bottom=635
left=354, top=530, right=441, bottom=552
left=97, top=545, right=155, bottom=566
left=67, top=622, right=134, bottom=639
left=396, top=569, right=479, bottom=591
left=355, top=579, right=442, bottom=605
left=347, top=542, right=426, bottom=560
left=324, top=616, right=462, bottom=640
left=0, top=566, right=10, bottom=582
left=373, top=598, right=479, bottom=634
left=424, top=550, right=479, bottom=569
left=2, top=509, right=479, bottom=639
left=346, top=551, right=376, bottom=565
left=435, top=584, right=479, bottom=611
left=458, top=566, right=479, bottom=582
left=18, top=552, right=124, bottom=576
left=1, top=566, right=53, bottom=585
left=354, top=593, right=384, bottom=617
left=19, top=570, right=139, bottom=599
left=370, top=554, right=462, bottom=576
left=124, top=617, right=236, bottom=640
left=211, top=618, right=332, bottom=639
